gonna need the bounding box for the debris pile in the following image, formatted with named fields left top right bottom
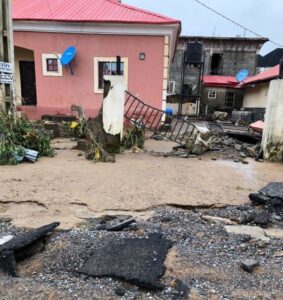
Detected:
left=249, top=182, right=283, bottom=223
left=43, top=120, right=82, bottom=139
left=0, top=114, right=54, bottom=165
left=122, top=125, right=145, bottom=152
left=150, top=121, right=264, bottom=162
left=0, top=205, right=283, bottom=298
left=0, top=222, right=59, bottom=276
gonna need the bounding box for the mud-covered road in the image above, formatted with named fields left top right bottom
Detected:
left=0, top=139, right=282, bottom=229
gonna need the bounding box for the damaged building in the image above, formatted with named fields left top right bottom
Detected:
left=167, top=36, right=268, bottom=116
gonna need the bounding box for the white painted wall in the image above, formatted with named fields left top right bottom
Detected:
left=103, top=75, right=125, bottom=138
left=262, top=79, right=283, bottom=162
left=243, top=82, right=269, bottom=108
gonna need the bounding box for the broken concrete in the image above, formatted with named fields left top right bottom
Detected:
left=259, top=182, right=283, bottom=199
left=187, top=126, right=213, bottom=155
left=224, top=225, right=270, bottom=242
left=201, top=215, right=237, bottom=225
left=264, top=228, right=283, bottom=239
left=253, top=212, right=270, bottom=227
left=79, top=233, right=172, bottom=289
left=249, top=193, right=269, bottom=205
left=241, top=259, right=259, bottom=273
left=0, top=235, right=13, bottom=246
left=0, top=222, right=59, bottom=276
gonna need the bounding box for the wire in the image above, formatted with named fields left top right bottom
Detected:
left=192, top=0, right=283, bottom=48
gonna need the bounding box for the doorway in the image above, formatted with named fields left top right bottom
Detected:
left=19, top=61, right=37, bottom=106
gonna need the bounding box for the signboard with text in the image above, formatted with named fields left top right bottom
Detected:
left=0, top=73, right=13, bottom=84
left=0, top=61, right=13, bottom=84
left=0, top=62, right=12, bottom=74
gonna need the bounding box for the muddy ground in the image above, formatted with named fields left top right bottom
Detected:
left=0, top=138, right=282, bottom=299
left=0, top=138, right=282, bottom=229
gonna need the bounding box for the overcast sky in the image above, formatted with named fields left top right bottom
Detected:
left=123, top=0, right=283, bottom=55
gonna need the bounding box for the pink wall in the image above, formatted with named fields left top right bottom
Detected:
left=14, top=32, right=164, bottom=120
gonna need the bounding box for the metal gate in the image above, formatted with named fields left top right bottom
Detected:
left=124, top=91, right=198, bottom=145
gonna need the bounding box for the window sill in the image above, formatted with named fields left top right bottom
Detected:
left=94, top=89, right=103, bottom=94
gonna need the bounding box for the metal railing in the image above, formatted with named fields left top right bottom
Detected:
left=124, top=91, right=198, bottom=145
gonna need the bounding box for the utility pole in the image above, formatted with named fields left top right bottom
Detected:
left=0, top=0, right=16, bottom=115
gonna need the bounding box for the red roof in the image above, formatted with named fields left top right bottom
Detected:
left=13, top=0, right=180, bottom=25
left=203, top=75, right=238, bottom=88
left=243, top=65, right=280, bottom=85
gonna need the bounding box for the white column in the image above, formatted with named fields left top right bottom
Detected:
left=262, top=79, right=283, bottom=162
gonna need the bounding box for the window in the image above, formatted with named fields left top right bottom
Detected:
left=94, top=57, right=128, bottom=93
left=208, top=90, right=217, bottom=99
left=225, top=92, right=235, bottom=107
left=168, top=81, right=176, bottom=94
left=46, top=58, right=58, bottom=72
left=210, top=53, right=223, bottom=75
left=98, top=61, right=124, bottom=89
left=42, top=54, right=62, bottom=77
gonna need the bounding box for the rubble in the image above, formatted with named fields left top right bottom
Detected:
left=249, top=182, right=283, bottom=222
left=201, top=215, right=237, bottom=225
left=187, top=126, right=213, bottom=155
left=224, top=225, right=270, bottom=242
left=78, top=233, right=173, bottom=289
left=241, top=259, right=259, bottom=273
left=259, top=182, right=283, bottom=199
left=106, top=218, right=136, bottom=232
left=0, top=222, right=59, bottom=276
left=0, top=206, right=283, bottom=298
left=149, top=121, right=263, bottom=161
left=249, top=193, right=269, bottom=205
left=253, top=212, right=270, bottom=227
left=264, top=228, right=283, bottom=239
left=212, top=111, right=228, bottom=121
left=0, top=235, right=13, bottom=246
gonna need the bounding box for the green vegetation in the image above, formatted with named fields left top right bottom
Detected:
left=122, top=125, right=145, bottom=150
left=0, top=114, right=54, bottom=165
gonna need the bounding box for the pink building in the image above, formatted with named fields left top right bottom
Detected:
left=12, top=0, right=181, bottom=119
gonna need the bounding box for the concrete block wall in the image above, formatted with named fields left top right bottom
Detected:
left=169, top=37, right=266, bottom=96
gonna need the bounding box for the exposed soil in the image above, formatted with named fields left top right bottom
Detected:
left=0, top=138, right=282, bottom=229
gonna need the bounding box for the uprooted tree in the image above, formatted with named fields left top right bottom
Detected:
left=72, top=79, right=122, bottom=163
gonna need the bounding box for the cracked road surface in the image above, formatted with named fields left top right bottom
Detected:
left=0, top=139, right=282, bottom=229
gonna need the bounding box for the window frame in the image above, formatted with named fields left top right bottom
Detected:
left=42, top=54, right=62, bottom=77
left=46, top=58, right=59, bottom=72
left=225, top=91, right=235, bottom=107
left=168, top=80, right=176, bottom=94
left=208, top=90, right=217, bottom=99
left=94, top=57, right=128, bottom=94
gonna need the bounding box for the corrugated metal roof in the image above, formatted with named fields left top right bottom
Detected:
left=13, top=0, right=180, bottom=25
left=243, top=65, right=280, bottom=84
left=203, top=65, right=280, bottom=88
left=203, top=75, right=238, bottom=88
